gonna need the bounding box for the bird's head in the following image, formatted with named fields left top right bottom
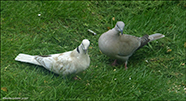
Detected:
left=80, top=39, right=90, bottom=54
left=114, top=21, right=125, bottom=35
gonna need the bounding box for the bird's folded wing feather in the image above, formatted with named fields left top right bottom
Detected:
left=35, top=52, right=75, bottom=74
left=35, top=56, right=54, bottom=70
left=118, top=34, right=141, bottom=56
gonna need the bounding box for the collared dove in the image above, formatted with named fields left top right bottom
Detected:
left=15, top=39, right=90, bottom=76
left=98, top=21, right=165, bottom=69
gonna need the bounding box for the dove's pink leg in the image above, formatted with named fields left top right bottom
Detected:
left=112, top=59, right=117, bottom=66
left=125, top=61, right=128, bottom=70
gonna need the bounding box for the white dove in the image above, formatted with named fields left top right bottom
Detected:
left=98, top=21, right=165, bottom=69
left=15, top=39, right=90, bottom=76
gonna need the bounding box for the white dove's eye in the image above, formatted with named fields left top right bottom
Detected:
left=81, top=43, right=85, bottom=49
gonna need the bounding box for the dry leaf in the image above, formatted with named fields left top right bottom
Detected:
left=1, top=87, right=7, bottom=92
left=4, top=65, right=10, bottom=71
left=112, top=17, right=115, bottom=21
left=184, top=42, right=186, bottom=48
left=44, top=80, right=48, bottom=83
left=150, top=58, right=158, bottom=61
left=83, top=23, right=88, bottom=27
left=74, top=75, right=81, bottom=80
left=181, top=63, right=185, bottom=66
left=107, top=27, right=110, bottom=30
left=89, top=46, right=93, bottom=49
left=167, top=49, right=172, bottom=52
left=86, top=83, right=90, bottom=86
left=99, top=50, right=102, bottom=54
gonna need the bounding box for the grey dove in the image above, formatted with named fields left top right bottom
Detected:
left=15, top=39, right=90, bottom=76
left=98, top=21, right=165, bottom=69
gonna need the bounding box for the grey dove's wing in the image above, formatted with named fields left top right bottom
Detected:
left=117, top=34, right=141, bottom=57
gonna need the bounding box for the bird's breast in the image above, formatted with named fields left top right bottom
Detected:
left=98, top=34, right=119, bottom=57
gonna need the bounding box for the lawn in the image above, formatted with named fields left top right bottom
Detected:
left=1, top=1, right=186, bottom=100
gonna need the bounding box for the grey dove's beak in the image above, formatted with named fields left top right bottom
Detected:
left=120, top=30, right=123, bottom=35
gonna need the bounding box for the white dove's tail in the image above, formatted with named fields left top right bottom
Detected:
left=149, top=33, right=165, bottom=42
left=15, top=53, right=41, bottom=66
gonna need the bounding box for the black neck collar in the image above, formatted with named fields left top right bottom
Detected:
left=77, top=46, right=80, bottom=53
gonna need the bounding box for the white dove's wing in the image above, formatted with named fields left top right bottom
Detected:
left=34, top=52, right=76, bottom=75
left=34, top=56, right=55, bottom=70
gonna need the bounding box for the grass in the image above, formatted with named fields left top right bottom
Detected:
left=1, top=1, right=186, bottom=100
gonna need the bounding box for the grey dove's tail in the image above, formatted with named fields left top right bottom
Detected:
left=15, top=53, right=41, bottom=66
left=149, top=33, right=165, bottom=42
left=138, top=33, right=165, bottom=50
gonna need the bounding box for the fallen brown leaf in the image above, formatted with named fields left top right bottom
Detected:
left=99, top=50, right=102, bottom=54
left=1, top=87, right=7, bottom=92
left=181, top=63, right=185, bottom=66
left=112, top=17, right=115, bottom=21
left=167, top=49, right=172, bottom=52
left=44, top=80, right=48, bottom=83
left=86, top=83, right=90, bottom=86
left=74, top=75, right=81, bottom=80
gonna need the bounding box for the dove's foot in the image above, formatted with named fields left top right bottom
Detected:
left=124, top=61, right=128, bottom=70
left=112, top=59, right=118, bottom=66
left=125, top=64, right=128, bottom=70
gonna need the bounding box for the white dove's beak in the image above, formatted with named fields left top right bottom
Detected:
left=83, top=49, right=87, bottom=54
